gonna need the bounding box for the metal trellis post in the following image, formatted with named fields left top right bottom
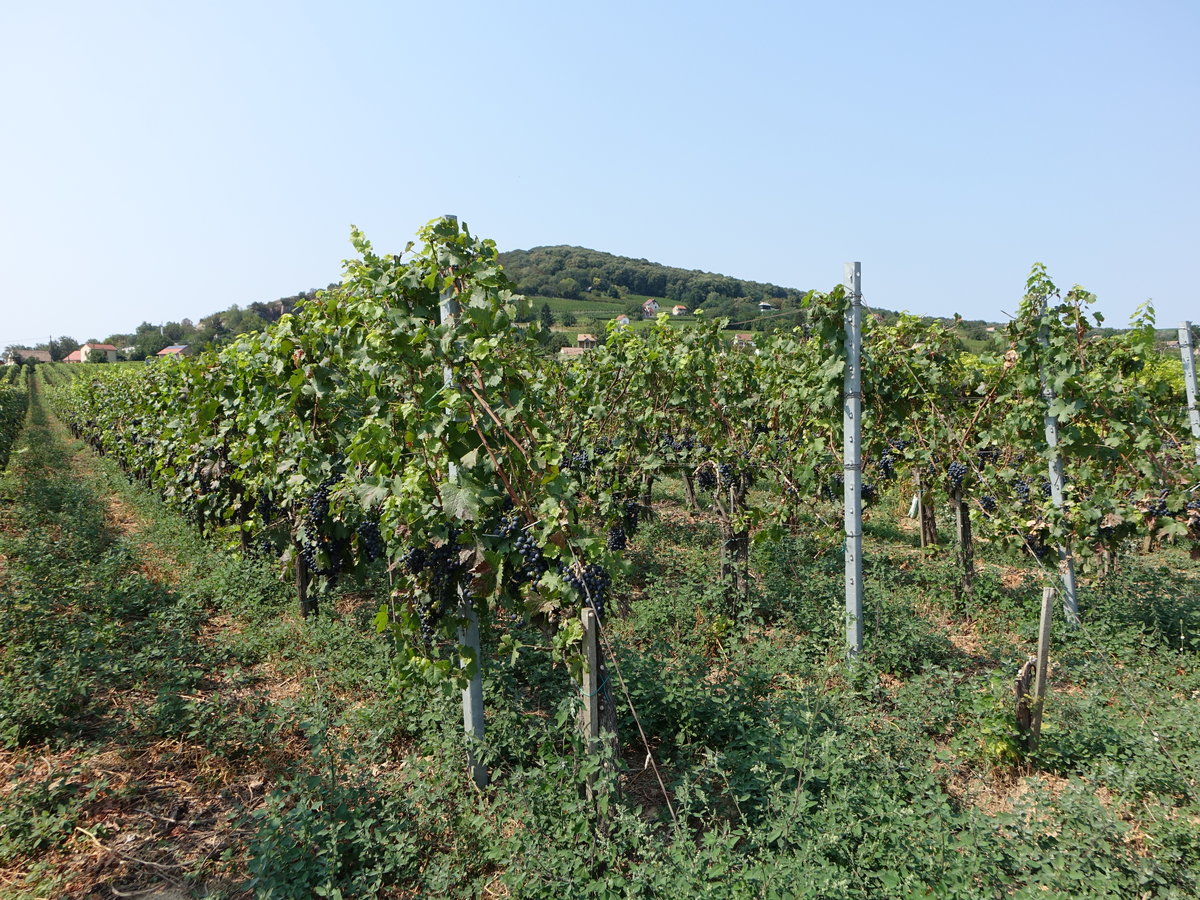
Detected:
left=843, top=262, right=864, bottom=658
left=440, top=214, right=488, bottom=789
left=1038, top=312, right=1079, bottom=624
left=1178, top=322, right=1200, bottom=465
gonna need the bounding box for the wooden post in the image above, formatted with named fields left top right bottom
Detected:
left=917, top=474, right=939, bottom=547
left=579, top=608, right=600, bottom=800
left=296, top=553, right=316, bottom=618
left=440, top=214, right=487, bottom=789
left=1029, top=584, right=1055, bottom=753
left=1179, top=322, right=1200, bottom=465
left=843, top=262, right=863, bottom=659
left=682, top=471, right=698, bottom=511
left=954, top=488, right=974, bottom=595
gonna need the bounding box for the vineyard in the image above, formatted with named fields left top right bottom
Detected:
left=2, top=218, right=1200, bottom=898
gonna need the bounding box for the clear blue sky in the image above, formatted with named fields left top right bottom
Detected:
left=2, top=0, right=1196, bottom=348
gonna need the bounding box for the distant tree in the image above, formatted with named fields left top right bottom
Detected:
left=539, top=302, right=554, bottom=329
left=49, top=336, right=79, bottom=361
left=86, top=349, right=108, bottom=363
left=557, top=277, right=580, bottom=299
left=560, top=310, right=577, bottom=327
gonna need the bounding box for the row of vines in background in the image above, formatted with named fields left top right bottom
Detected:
left=45, top=219, right=1200, bottom=788
left=0, top=363, right=31, bottom=470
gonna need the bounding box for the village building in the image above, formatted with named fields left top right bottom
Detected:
left=3, top=348, right=53, bottom=364
left=80, top=342, right=118, bottom=363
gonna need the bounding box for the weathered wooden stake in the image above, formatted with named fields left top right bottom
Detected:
left=1179, top=322, right=1200, bottom=465
left=1030, top=584, right=1055, bottom=753
left=296, top=554, right=317, bottom=618
left=843, top=262, right=863, bottom=659
left=579, top=607, right=601, bottom=800
left=954, top=488, right=974, bottom=595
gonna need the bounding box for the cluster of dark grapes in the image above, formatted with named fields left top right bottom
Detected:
left=980, top=495, right=997, bottom=513
left=977, top=446, right=1001, bottom=468
left=563, top=450, right=592, bottom=474
left=1022, top=532, right=1052, bottom=560
left=821, top=473, right=845, bottom=502
left=622, top=498, right=641, bottom=536
left=514, top=532, right=547, bottom=584
left=861, top=482, right=877, bottom=504
left=606, top=525, right=627, bottom=551
left=1014, top=478, right=1031, bottom=503
left=254, top=494, right=277, bottom=525
left=562, top=561, right=612, bottom=621
left=877, top=448, right=897, bottom=480
left=717, top=462, right=735, bottom=488
left=696, top=465, right=717, bottom=491
left=661, top=432, right=697, bottom=453
left=297, top=477, right=348, bottom=577
left=305, top=476, right=336, bottom=525
left=356, top=517, right=385, bottom=561
left=495, top=512, right=522, bottom=539
left=403, top=533, right=467, bottom=642
left=300, top=533, right=348, bottom=578
left=946, top=460, right=969, bottom=490
left=1040, top=479, right=1053, bottom=499
left=1147, top=496, right=1170, bottom=518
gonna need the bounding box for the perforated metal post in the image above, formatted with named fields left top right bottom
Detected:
left=1179, top=322, right=1200, bottom=465
left=440, top=214, right=487, bottom=789
left=843, top=262, right=863, bottom=658
left=1038, top=313, right=1079, bottom=624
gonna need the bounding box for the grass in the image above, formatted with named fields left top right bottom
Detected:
left=3, top=376, right=1200, bottom=896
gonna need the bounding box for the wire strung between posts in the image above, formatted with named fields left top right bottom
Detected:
left=573, top=566, right=680, bottom=832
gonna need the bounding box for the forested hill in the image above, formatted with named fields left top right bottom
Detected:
left=497, top=245, right=807, bottom=309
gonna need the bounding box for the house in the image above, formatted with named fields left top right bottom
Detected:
left=63, top=349, right=84, bottom=363
left=758, top=302, right=777, bottom=313
left=641, top=299, right=660, bottom=318
left=732, top=333, right=756, bottom=351
left=80, top=342, right=118, bottom=363
left=577, top=334, right=597, bottom=349
left=3, top=348, right=52, bottom=364
left=613, top=315, right=631, bottom=328
left=559, top=347, right=587, bottom=359
left=156, top=344, right=194, bottom=359
left=671, top=305, right=689, bottom=316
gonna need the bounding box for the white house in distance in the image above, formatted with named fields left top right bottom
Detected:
left=156, top=344, right=194, bottom=359
left=80, top=342, right=118, bottom=362
left=613, top=315, right=631, bottom=328
left=758, top=302, right=777, bottom=313
left=641, top=299, right=660, bottom=318
left=671, top=304, right=689, bottom=316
